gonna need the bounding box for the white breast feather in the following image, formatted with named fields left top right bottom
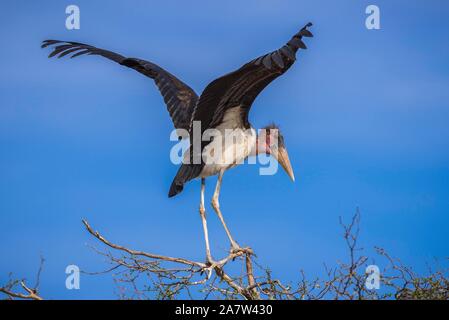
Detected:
left=200, top=107, right=256, bottom=178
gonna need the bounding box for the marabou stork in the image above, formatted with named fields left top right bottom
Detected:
left=42, top=22, right=313, bottom=264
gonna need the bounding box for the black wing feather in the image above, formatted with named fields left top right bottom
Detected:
left=191, top=22, right=313, bottom=134
left=42, top=40, right=198, bottom=131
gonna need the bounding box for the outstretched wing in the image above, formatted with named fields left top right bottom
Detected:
left=191, top=22, right=313, bottom=133
left=41, top=40, right=198, bottom=131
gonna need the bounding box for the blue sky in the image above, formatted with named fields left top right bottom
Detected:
left=1, top=0, right=448, bottom=299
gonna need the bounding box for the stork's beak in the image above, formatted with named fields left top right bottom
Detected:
left=274, top=146, right=295, bottom=182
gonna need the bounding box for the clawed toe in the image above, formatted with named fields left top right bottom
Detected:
left=201, top=259, right=223, bottom=279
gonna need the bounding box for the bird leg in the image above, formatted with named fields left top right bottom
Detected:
left=211, top=170, right=242, bottom=253
left=199, top=178, right=214, bottom=264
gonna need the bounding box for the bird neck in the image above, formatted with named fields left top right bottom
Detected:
left=252, top=134, right=268, bottom=156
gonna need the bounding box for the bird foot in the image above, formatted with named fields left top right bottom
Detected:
left=201, top=259, right=223, bottom=279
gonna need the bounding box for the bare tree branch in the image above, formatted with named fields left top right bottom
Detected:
left=0, top=258, right=45, bottom=300
left=82, top=219, right=260, bottom=300
left=2, top=211, right=447, bottom=300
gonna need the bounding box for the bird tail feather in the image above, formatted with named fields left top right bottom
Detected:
left=168, top=164, right=203, bottom=197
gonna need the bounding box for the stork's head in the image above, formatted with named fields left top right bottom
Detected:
left=260, top=124, right=295, bottom=182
